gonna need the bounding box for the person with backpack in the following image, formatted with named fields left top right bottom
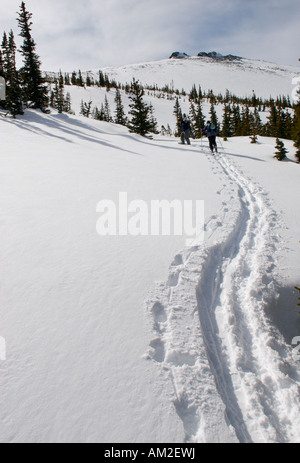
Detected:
left=202, top=121, right=218, bottom=154
left=179, top=114, right=192, bottom=145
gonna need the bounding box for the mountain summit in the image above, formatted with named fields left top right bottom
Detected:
left=170, top=51, right=242, bottom=61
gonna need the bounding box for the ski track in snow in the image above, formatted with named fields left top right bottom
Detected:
left=145, top=144, right=300, bottom=443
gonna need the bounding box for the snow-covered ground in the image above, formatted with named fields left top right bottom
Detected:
left=0, top=108, right=299, bottom=443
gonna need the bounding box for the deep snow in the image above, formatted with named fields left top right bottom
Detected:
left=0, top=108, right=299, bottom=443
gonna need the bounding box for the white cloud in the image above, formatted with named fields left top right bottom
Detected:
left=0, top=0, right=299, bottom=71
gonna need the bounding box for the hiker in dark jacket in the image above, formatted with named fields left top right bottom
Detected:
left=180, top=114, right=192, bottom=145
left=202, top=121, right=218, bottom=154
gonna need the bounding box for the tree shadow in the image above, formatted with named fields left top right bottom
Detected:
left=6, top=115, right=74, bottom=144
left=221, top=151, right=265, bottom=162
left=7, top=111, right=143, bottom=156
left=267, top=285, right=300, bottom=344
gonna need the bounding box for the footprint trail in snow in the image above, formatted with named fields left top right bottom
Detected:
left=145, top=146, right=300, bottom=443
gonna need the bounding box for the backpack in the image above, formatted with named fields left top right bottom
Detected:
left=182, top=119, right=190, bottom=131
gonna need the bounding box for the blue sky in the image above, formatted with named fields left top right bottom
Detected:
left=1, top=0, right=299, bottom=71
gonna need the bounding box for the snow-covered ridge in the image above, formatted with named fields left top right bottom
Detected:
left=46, top=54, right=300, bottom=100
left=99, top=57, right=299, bottom=99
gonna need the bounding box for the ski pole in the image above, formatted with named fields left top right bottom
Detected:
left=217, top=137, right=225, bottom=154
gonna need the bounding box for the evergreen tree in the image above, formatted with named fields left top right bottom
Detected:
left=209, top=101, right=219, bottom=131
left=17, top=2, right=48, bottom=110
left=173, top=97, right=182, bottom=137
left=283, top=110, right=293, bottom=139
left=275, top=108, right=292, bottom=139
left=232, top=104, right=242, bottom=136
left=114, top=88, right=127, bottom=125
left=148, top=102, right=159, bottom=134
left=1, top=32, right=9, bottom=76
left=189, top=84, right=198, bottom=101
left=58, top=70, right=64, bottom=88
left=198, top=85, right=203, bottom=101
left=71, top=71, right=77, bottom=86
left=274, top=138, right=288, bottom=161
left=224, top=89, right=231, bottom=104
left=189, top=102, right=197, bottom=134
left=0, top=49, right=5, bottom=109
left=86, top=74, right=92, bottom=87
left=161, top=125, right=166, bottom=136
left=64, top=73, right=70, bottom=86
left=80, top=100, right=92, bottom=118
left=1, top=31, right=23, bottom=116
left=294, top=131, right=300, bottom=163
left=166, top=124, right=173, bottom=136
left=253, top=107, right=263, bottom=136
left=221, top=104, right=232, bottom=140
left=208, top=90, right=216, bottom=105
left=92, top=106, right=101, bottom=120
left=189, top=100, right=205, bottom=138
left=103, top=94, right=112, bottom=122
left=251, top=91, right=258, bottom=107
left=51, top=78, right=69, bottom=113
left=79, top=100, right=85, bottom=116
left=128, top=79, right=152, bottom=136
left=76, top=70, right=84, bottom=87
left=64, top=92, right=71, bottom=113
left=98, top=70, right=105, bottom=87
left=250, top=129, right=258, bottom=144
left=0, top=49, right=4, bottom=77
left=292, top=89, right=300, bottom=162
left=93, top=105, right=105, bottom=121
left=104, top=73, right=111, bottom=90
left=196, top=100, right=205, bottom=133
left=266, top=100, right=278, bottom=137
left=161, top=124, right=172, bottom=136
left=240, top=105, right=252, bottom=136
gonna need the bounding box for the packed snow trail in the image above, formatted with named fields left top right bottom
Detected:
left=218, top=152, right=300, bottom=442
left=146, top=141, right=300, bottom=443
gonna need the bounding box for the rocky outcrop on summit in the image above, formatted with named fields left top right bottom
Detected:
left=198, top=51, right=242, bottom=61
left=169, top=52, right=190, bottom=59
left=169, top=51, right=242, bottom=61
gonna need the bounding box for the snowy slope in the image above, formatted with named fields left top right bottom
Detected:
left=46, top=54, right=300, bottom=137
left=0, top=109, right=300, bottom=443
left=90, top=56, right=300, bottom=99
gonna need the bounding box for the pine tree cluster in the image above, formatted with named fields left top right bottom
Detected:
left=173, top=86, right=300, bottom=161
left=0, top=2, right=48, bottom=117
left=78, top=80, right=158, bottom=137
left=49, top=71, right=71, bottom=114
left=185, top=88, right=294, bottom=141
